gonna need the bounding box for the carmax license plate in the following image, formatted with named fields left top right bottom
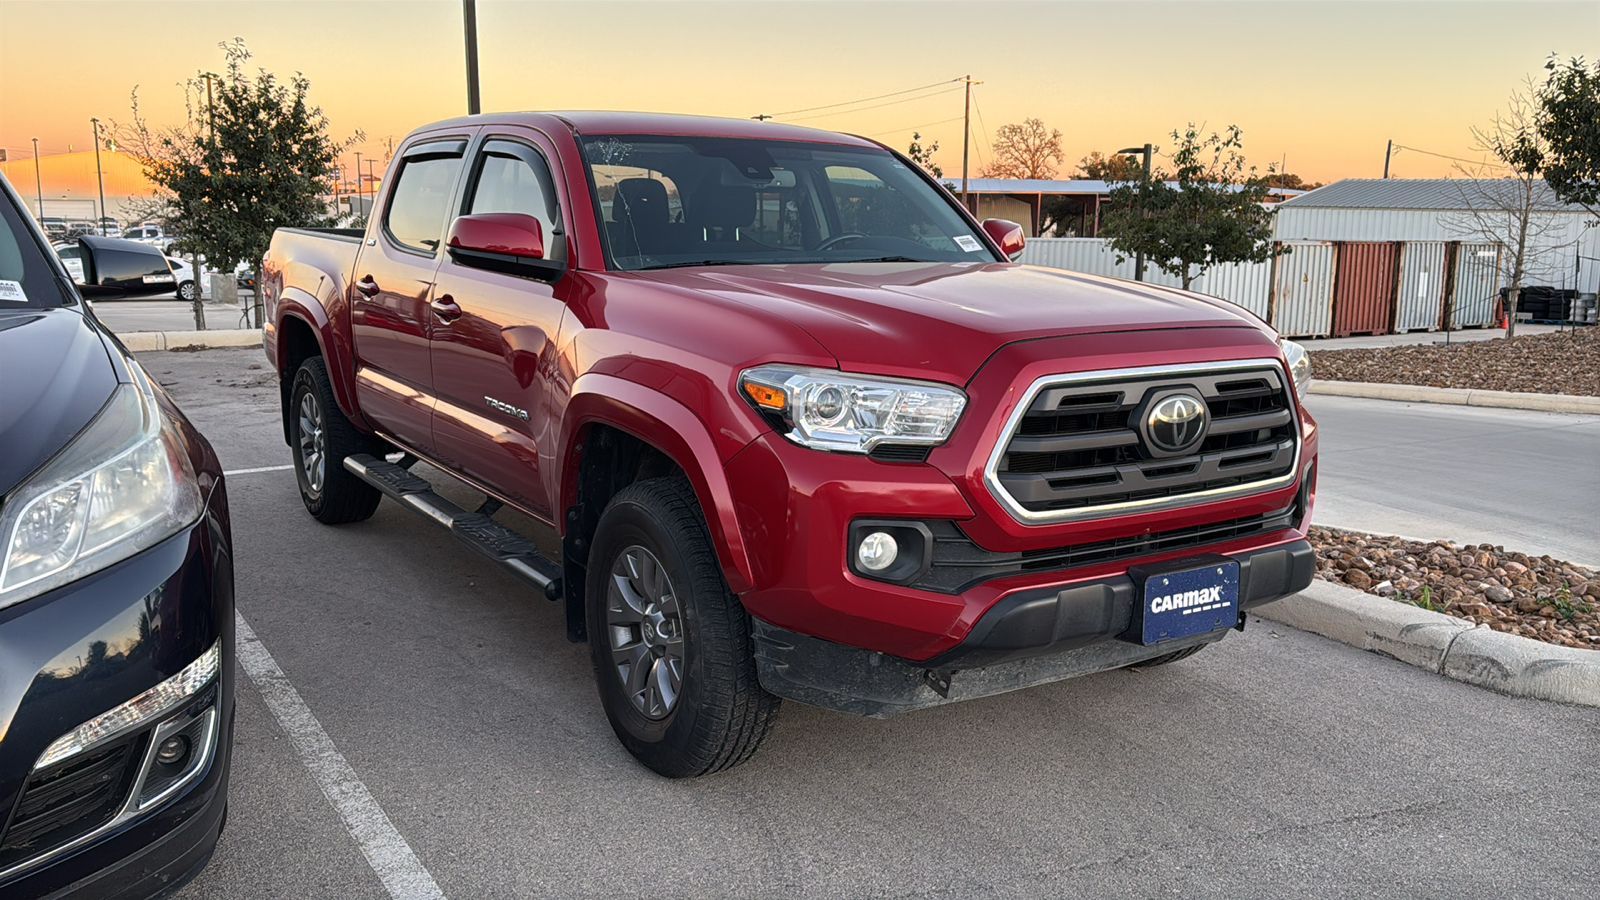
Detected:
left=1141, top=561, right=1239, bottom=644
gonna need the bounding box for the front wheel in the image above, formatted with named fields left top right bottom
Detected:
left=289, top=357, right=383, bottom=524
left=586, top=477, right=779, bottom=777
left=177, top=279, right=197, bottom=302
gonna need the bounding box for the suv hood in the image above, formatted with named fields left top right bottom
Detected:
left=0, top=309, right=118, bottom=496
left=635, top=262, right=1269, bottom=384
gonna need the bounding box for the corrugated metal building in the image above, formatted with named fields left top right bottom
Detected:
left=1275, top=179, right=1599, bottom=296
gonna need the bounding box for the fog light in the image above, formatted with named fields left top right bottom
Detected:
left=857, top=532, right=898, bottom=571
left=156, top=735, right=189, bottom=765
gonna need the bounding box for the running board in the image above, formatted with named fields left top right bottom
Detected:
left=343, top=454, right=562, bottom=600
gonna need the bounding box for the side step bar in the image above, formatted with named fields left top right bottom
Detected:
left=343, top=454, right=562, bottom=601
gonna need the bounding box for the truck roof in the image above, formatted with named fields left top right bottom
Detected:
left=415, top=111, right=882, bottom=149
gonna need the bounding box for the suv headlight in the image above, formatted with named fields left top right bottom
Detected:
left=0, top=363, right=201, bottom=609
left=1280, top=338, right=1311, bottom=399
left=739, top=365, right=967, bottom=453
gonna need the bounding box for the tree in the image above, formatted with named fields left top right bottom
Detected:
left=1072, top=150, right=1143, bottom=182
left=1098, top=125, right=1277, bottom=290
left=981, top=118, right=1062, bottom=180
left=1248, top=172, right=1323, bottom=191
left=907, top=132, right=943, bottom=178
left=119, top=39, right=356, bottom=328
left=1536, top=55, right=1600, bottom=216
left=1449, top=79, right=1573, bottom=338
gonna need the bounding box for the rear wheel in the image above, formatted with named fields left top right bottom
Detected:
left=290, top=357, right=383, bottom=524
left=177, top=279, right=197, bottom=302
left=586, top=477, right=779, bottom=777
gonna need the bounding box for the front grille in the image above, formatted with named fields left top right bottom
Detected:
left=989, top=362, right=1299, bottom=521
left=0, top=736, right=145, bottom=871
left=913, top=499, right=1301, bottom=594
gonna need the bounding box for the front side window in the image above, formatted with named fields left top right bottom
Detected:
left=385, top=152, right=465, bottom=253
left=581, top=135, right=995, bottom=271
left=0, top=192, right=68, bottom=308
left=466, top=142, right=566, bottom=264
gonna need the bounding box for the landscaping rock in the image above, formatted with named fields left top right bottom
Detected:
left=1309, top=328, right=1600, bottom=396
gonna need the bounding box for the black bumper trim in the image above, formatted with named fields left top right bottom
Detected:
left=750, top=539, right=1314, bottom=718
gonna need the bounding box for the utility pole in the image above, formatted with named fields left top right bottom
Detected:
left=90, top=118, right=107, bottom=229
left=366, top=160, right=377, bottom=203
left=464, top=0, right=481, bottom=115
left=31, top=137, right=43, bottom=219
left=961, top=75, right=973, bottom=209
left=355, top=152, right=364, bottom=216
left=1383, top=139, right=1392, bottom=179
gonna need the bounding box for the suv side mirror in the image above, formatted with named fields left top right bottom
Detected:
left=76, top=236, right=176, bottom=299
left=446, top=213, right=562, bottom=282
left=980, top=219, right=1026, bottom=261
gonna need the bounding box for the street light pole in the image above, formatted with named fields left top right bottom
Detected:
left=355, top=152, right=363, bottom=216
left=90, top=118, right=107, bottom=229
left=31, top=137, right=43, bottom=219
left=464, top=0, right=481, bottom=115
left=1117, top=143, right=1154, bottom=281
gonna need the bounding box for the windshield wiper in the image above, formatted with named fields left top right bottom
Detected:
left=638, top=259, right=752, bottom=270
left=836, top=256, right=929, bottom=264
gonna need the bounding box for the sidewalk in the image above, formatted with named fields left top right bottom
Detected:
left=1300, top=323, right=1568, bottom=351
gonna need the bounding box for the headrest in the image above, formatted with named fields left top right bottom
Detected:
left=694, top=186, right=755, bottom=231
left=614, top=178, right=669, bottom=227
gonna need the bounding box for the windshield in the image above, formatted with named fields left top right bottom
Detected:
left=581, top=134, right=997, bottom=271
left=0, top=184, right=71, bottom=309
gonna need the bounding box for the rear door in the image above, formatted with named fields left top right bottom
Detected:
left=350, top=134, right=473, bottom=454
left=428, top=132, right=571, bottom=521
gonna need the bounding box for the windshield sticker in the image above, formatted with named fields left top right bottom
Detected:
left=0, top=279, right=27, bottom=303
left=62, top=259, right=85, bottom=283
left=954, top=235, right=983, bottom=252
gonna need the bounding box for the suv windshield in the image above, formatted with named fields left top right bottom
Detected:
left=581, top=135, right=997, bottom=271
left=1, top=186, right=70, bottom=309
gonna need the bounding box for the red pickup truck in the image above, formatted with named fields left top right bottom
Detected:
left=262, top=112, right=1317, bottom=777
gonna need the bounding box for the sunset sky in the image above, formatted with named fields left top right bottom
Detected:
left=1, top=0, right=1594, bottom=188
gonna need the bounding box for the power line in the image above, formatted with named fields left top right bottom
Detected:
left=771, top=77, right=960, bottom=117
left=970, top=92, right=992, bottom=170
left=868, top=116, right=964, bottom=138
left=1392, top=143, right=1509, bottom=170
left=785, top=85, right=962, bottom=123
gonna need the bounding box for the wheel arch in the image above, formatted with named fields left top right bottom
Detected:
left=274, top=288, right=364, bottom=444
left=558, top=373, right=757, bottom=642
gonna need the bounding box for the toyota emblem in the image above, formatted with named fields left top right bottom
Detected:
left=1144, top=392, right=1209, bottom=455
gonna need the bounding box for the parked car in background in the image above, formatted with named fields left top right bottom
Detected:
left=167, top=256, right=207, bottom=302
left=39, top=216, right=68, bottom=240
left=97, top=216, right=120, bottom=236
left=0, top=175, right=235, bottom=899
left=64, top=221, right=99, bottom=239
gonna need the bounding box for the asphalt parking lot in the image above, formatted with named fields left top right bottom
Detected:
left=142, top=348, right=1597, bottom=900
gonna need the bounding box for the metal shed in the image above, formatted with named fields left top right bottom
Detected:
left=1270, top=242, right=1336, bottom=338
left=1331, top=242, right=1398, bottom=336
left=1450, top=244, right=1502, bottom=328
left=1396, top=242, right=1447, bottom=331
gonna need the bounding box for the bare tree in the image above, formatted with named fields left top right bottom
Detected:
left=981, top=118, right=1063, bottom=180
left=1448, top=80, right=1576, bottom=337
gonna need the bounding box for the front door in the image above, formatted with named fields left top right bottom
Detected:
left=429, top=134, right=571, bottom=521
left=349, top=136, right=471, bottom=454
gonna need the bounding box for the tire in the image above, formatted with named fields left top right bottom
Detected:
left=289, top=357, right=383, bottom=524
left=586, top=477, right=779, bottom=777
left=1126, top=644, right=1206, bottom=669
left=177, top=280, right=197, bottom=302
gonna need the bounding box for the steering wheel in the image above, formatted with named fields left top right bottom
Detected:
left=815, top=231, right=870, bottom=251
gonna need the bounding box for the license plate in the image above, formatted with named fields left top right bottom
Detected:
left=1140, top=561, right=1239, bottom=644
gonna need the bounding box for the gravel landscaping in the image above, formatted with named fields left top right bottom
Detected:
left=1310, top=525, right=1599, bottom=649
left=1309, top=327, right=1600, bottom=396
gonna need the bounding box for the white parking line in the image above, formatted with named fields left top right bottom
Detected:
left=234, top=612, right=448, bottom=900
left=224, top=464, right=295, bottom=476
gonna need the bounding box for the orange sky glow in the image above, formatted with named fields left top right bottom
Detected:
left=2, top=0, right=1595, bottom=191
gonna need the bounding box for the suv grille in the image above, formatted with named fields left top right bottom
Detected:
left=987, top=361, right=1299, bottom=522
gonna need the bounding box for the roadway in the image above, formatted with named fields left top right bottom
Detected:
left=129, top=348, right=1597, bottom=900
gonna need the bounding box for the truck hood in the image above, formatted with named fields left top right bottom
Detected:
left=0, top=309, right=118, bottom=496
left=633, top=262, right=1269, bottom=384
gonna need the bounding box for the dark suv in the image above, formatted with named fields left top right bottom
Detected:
left=0, top=174, right=234, bottom=898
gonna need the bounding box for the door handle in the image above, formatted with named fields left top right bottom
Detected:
left=355, top=276, right=380, bottom=296
left=431, top=295, right=463, bottom=323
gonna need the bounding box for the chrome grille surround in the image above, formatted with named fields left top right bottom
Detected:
left=983, top=359, right=1302, bottom=524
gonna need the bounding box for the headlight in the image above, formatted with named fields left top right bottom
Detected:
left=0, top=363, right=201, bottom=609
left=739, top=365, right=967, bottom=453
left=1279, top=339, right=1311, bottom=400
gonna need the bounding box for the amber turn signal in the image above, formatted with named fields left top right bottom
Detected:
left=742, top=380, right=786, bottom=409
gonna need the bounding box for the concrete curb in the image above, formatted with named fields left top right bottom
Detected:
left=1252, top=579, right=1600, bottom=707
left=1308, top=379, right=1600, bottom=415
left=118, top=329, right=261, bottom=352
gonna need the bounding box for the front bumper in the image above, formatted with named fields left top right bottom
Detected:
left=752, top=538, right=1315, bottom=717
left=0, top=493, right=234, bottom=900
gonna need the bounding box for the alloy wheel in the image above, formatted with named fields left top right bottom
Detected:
left=606, top=545, right=685, bottom=720
left=297, top=392, right=326, bottom=495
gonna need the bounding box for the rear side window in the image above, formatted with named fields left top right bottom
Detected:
left=467, top=141, right=566, bottom=263
left=385, top=152, right=465, bottom=253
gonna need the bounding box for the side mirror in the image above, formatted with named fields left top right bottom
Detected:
left=446, top=213, right=562, bottom=282
left=980, top=219, right=1026, bottom=261
left=76, top=236, right=176, bottom=299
